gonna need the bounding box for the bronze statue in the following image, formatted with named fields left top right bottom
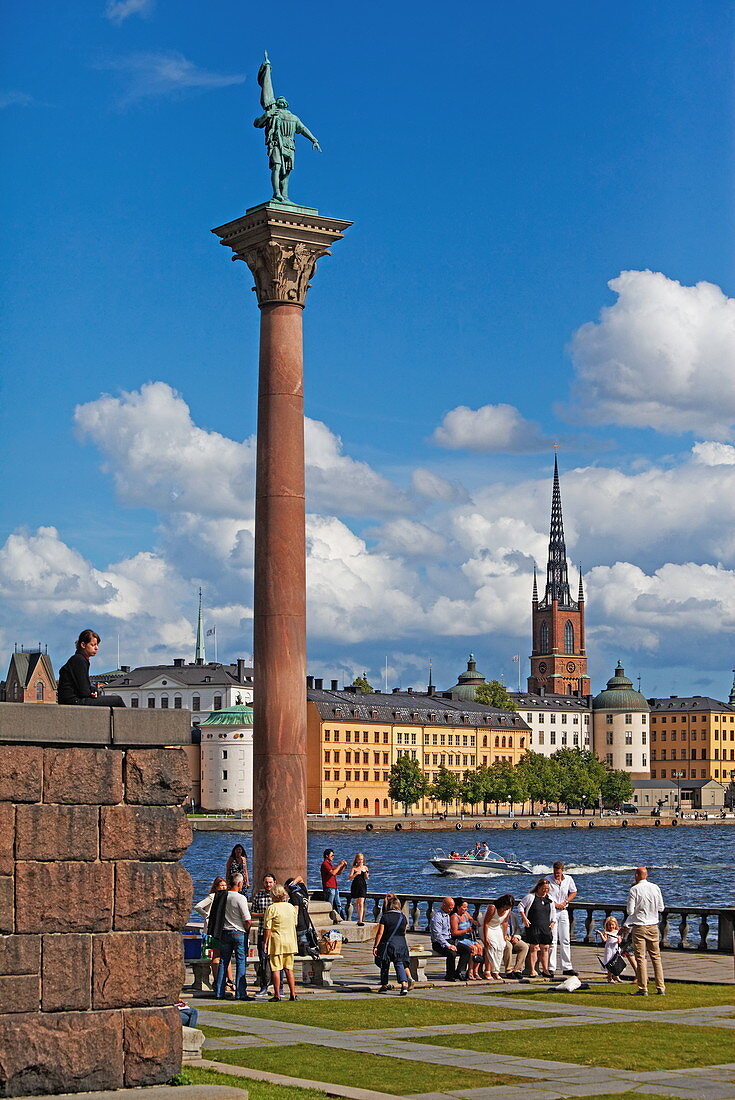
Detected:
left=254, top=52, right=321, bottom=205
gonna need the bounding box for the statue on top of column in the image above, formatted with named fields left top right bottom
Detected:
left=254, top=51, right=321, bottom=205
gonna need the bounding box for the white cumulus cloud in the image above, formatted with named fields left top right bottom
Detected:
left=431, top=403, right=549, bottom=453
left=570, top=270, right=735, bottom=439
left=96, top=50, right=245, bottom=106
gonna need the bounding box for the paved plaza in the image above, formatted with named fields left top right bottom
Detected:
left=187, top=940, right=735, bottom=1100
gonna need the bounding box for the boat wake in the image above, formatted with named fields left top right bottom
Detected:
left=565, top=863, right=681, bottom=875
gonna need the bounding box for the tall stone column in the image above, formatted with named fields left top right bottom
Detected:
left=213, top=204, right=350, bottom=886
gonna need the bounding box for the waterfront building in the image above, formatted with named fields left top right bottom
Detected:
left=105, top=657, right=253, bottom=723
left=306, top=686, right=531, bottom=816
left=199, top=704, right=254, bottom=812
left=592, top=662, right=650, bottom=779
left=631, top=777, right=725, bottom=813
left=0, top=645, right=56, bottom=703
left=528, top=456, right=590, bottom=697
left=511, top=689, right=591, bottom=756
left=647, top=694, right=735, bottom=785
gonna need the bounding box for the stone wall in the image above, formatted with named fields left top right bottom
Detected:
left=0, top=704, right=194, bottom=1097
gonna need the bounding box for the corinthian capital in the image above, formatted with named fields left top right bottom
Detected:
left=243, top=240, right=330, bottom=306
left=212, top=205, right=352, bottom=309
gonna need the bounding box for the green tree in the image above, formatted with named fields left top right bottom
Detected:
left=474, top=680, right=517, bottom=711
left=430, top=765, right=459, bottom=814
left=388, top=755, right=428, bottom=815
left=349, top=673, right=373, bottom=693
left=460, top=768, right=486, bottom=813
left=551, top=748, right=605, bottom=813
left=517, top=752, right=561, bottom=812
left=601, top=768, right=634, bottom=808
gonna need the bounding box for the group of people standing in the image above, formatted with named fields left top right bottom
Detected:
left=428, top=860, right=579, bottom=982
left=194, top=844, right=306, bottom=1003
left=319, top=848, right=369, bottom=923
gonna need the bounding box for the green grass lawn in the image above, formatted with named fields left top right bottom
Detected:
left=403, top=1021, right=734, bottom=1071
left=203, top=1044, right=532, bottom=1095
left=198, top=1023, right=245, bottom=1039
left=483, top=982, right=735, bottom=1012
left=207, top=996, right=544, bottom=1030
left=177, top=1065, right=330, bottom=1099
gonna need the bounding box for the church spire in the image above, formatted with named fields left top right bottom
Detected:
left=542, top=453, right=574, bottom=607
left=730, top=669, right=735, bottom=706
left=532, top=565, right=538, bottom=603
left=578, top=565, right=584, bottom=603
left=195, top=587, right=206, bottom=663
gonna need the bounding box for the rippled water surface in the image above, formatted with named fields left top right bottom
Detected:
left=184, top=823, right=735, bottom=909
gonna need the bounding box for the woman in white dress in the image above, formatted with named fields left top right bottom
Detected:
left=483, top=893, right=515, bottom=981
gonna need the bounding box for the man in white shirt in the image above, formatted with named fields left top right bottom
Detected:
left=213, top=873, right=253, bottom=1000
left=547, top=861, right=577, bottom=976
left=624, top=867, right=665, bottom=996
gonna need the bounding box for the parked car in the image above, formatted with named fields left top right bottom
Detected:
left=620, top=803, right=639, bottom=814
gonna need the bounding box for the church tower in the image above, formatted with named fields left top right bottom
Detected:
left=528, top=456, right=590, bottom=697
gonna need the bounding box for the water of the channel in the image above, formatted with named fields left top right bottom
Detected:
left=184, top=823, right=735, bottom=910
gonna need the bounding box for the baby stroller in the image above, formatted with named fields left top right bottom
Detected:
left=285, top=878, right=320, bottom=960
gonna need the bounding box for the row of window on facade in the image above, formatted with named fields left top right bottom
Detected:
left=606, top=753, right=646, bottom=768
left=605, top=713, right=647, bottom=724
left=606, top=731, right=646, bottom=745
left=531, top=731, right=583, bottom=747
left=651, top=768, right=731, bottom=779
left=324, top=751, right=389, bottom=764
left=651, top=748, right=735, bottom=761
left=538, top=620, right=577, bottom=654
left=527, top=712, right=589, bottom=724
left=651, top=729, right=735, bottom=741
left=324, top=797, right=391, bottom=811
left=324, top=770, right=390, bottom=782
left=651, top=714, right=734, bottom=723
left=129, top=695, right=220, bottom=710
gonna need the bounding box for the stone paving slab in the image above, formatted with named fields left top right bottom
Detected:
left=27, top=1089, right=247, bottom=1100
left=195, top=1057, right=399, bottom=1099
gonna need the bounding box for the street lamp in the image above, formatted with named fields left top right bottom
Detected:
left=671, top=770, right=685, bottom=815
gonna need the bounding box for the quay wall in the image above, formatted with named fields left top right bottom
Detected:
left=190, top=813, right=735, bottom=832
left=0, top=704, right=193, bottom=1098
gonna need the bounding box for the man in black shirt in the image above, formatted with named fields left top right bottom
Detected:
left=57, top=630, right=125, bottom=707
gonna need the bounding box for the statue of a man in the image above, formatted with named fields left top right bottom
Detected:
left=254, top=52, right=321, bottom=204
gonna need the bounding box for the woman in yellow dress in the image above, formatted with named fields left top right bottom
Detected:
left=263, top=884, right=299, bottom=1001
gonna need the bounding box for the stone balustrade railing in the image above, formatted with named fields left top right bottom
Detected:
left=322, top=890, right=733, bottom=954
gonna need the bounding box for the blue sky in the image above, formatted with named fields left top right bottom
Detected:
left=2, top=1, right=734, bottom=699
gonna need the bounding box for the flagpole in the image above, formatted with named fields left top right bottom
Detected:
left=214, top=627, right=217, bottom=663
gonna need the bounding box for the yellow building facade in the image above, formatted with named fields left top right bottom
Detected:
left=306, top=689, right=531, bottom=816
left=649, top=695, right=735, bottom=784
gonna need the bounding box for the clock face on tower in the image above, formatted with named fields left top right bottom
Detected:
left=566, top=661, right=576, bottom=673
left=538, top=662, right=547, bottom=673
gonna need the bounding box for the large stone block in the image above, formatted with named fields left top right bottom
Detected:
left=114, top=861, right=193, bottom=931
left=100, top=805, right=192, bottom=862
left=15, top=862, right=113, bottom=933
left=0, top=804, right=13, bottom=875
left=0, top=744, right=42, bottom=802
left=0, top=934, right=39, bottom=975
left=0, top=974, right=39, bottom=1014
left=0, top=1009, right=124, bottom=1095
left=0, top=701, right=111, bottom=745
left=92, top=931, right=184, bottom=1009
left=123, top=1006, right=181, bottom=1087
left=44, top=746, right=123, bottom=804
left=0, top=876, right=12, bottom=934
left=16, top=804, right=99, bottom=861
left=124, top=748, right=191, bottom=805
left=42, top=933, right=92, bottom=1011
left=113, top=708, right=192, bottom=746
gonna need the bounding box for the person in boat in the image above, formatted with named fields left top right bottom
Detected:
left=449, top=851, right=461, bottom=859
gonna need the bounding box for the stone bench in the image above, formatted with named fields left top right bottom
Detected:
left=406, top=948, right=434, bottom=984
left=296, top=953, right=343, bottom=988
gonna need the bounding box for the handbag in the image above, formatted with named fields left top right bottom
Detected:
left=599, top=950, right=626, bottom=976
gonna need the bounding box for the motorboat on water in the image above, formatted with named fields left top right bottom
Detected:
left=429, top=845, right=534, bottom=876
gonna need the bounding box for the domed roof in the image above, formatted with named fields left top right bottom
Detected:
left=592, top=662, right=649, bottom=712
left=448, top=654, right=487, bottom=701
left=200, top=704, right=254, bottom=727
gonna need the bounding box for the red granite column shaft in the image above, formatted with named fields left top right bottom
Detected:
left=252, top=302, right=307, bottom=886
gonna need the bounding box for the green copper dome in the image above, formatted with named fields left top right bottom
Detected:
left=592, top=662, right=649, bottom=712
left=448, top=654, right=487, bottom=701
left=200, top=704, right=254, bottom=727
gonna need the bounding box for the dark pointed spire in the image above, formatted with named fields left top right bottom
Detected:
left=428, top=658, right=434, bottom=694
left=542, top=453, right=574, bottom=607
left=532, top=565, right=538, bottom=603
left=730, top=669, right=735, bottom=706
left=578, top=564, right=584, bottom=603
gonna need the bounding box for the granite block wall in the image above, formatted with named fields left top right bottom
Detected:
left=0, top=707, right=194, bottom=1097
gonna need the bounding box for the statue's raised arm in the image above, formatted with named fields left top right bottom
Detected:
left=257, top=51, right=275, bottom=111
left=252, top=50, right=321, bottom=205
